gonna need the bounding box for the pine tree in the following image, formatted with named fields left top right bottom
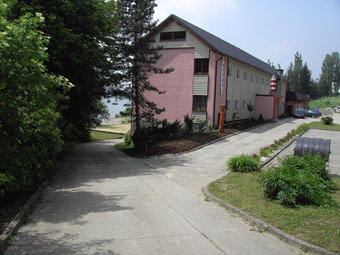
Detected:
left=300, top=63, right=311, bottom=95
left=319, top=52, right=340, bottom=97
left=114, top=0, right=173, bottom=136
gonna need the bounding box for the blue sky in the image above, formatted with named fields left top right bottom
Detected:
left=106, top=0, right=340, bottom=116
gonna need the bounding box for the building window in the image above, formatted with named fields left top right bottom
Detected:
left=193, top=96, right=207, bottom=111
left=194, top=59, right=209, bottom=74
left=244, top=72, right=247, bottom=80
left=160, top=31, right=186, bottom=41
left=235, top=100, right=240, bottom=110
left=226, top=100, right=231, bottom=110
left=228, top=66, right=232, bottom=76
left=249, top=100, right=252, bottom=105
left=243, top=100, right=247, bottom=109
left=256, top=75, right=259, bottom=83
left=237, top=69, right=240, bottom=78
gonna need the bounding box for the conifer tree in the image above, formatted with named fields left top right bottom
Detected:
left=114, top=0, right=173, bottom=136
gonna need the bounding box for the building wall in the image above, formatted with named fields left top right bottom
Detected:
left=226, top=58, right=272, bottom=121
left=151, top=20, right=210, bottom=58
left=255, top=95, right=274, bottom=120
left=146, top=48, right=194, bottom=122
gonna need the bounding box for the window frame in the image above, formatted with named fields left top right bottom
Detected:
left=236, top=69, right=240, bottom=78
left=160, top=31, right=186, bottom=41
left=235, top=100, right=240, bottom=110
left=194, top=59, right=209, bottom=75
left=193, top=95, right=208, bottom=111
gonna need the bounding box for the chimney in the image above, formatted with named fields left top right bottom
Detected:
left=275, top=68, right=284, bottom=78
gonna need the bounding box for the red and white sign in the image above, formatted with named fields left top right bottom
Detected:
left=271, top=76, right=276, bottom=92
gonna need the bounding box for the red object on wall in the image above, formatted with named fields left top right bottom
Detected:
left=271, top=76, right=276, bottom=92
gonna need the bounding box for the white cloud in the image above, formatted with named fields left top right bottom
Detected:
left=154, top=0, right=238, bottom=23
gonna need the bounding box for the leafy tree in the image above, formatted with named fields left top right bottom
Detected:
left=12, top=0, right=123, bottom=141
left=0, top=1, right=72, bottom=197
left=114, top=0, right=173, bottom=138
left=300, top=63, right=311, bottom=95
left=286, top=51, right=303, bottom=91
left=319, top=52, right=340, bottom=97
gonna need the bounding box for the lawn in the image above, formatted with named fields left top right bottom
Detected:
left=208, top=172, right=340, bottom=252
left=90, top=130, right=123, bottom=141
left=309, top=95, right=340, bottom=109
left=309, top=121, right=340, bottom=131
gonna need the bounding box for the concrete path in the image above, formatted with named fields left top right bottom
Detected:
left=6, top=116, right=337, bottom=255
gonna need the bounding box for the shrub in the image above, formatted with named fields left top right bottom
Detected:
left=124, top=130, right=131, bottom=145
left=227, top=155, right=260, bottom=172
left=184, top=114, right=194, bottom=134
left=260, top=155, right=335, bottom=207
left=321, top=116, right=333, bottom=125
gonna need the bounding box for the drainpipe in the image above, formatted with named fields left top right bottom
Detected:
left=213, top=55, right=223, bottom=127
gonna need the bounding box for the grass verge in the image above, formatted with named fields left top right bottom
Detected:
left=309, top=121, right=340, bottom=131
left=208, top=172, right=340, bottom=252
left=114, top=142, right=134, bottom=150
left=90, top=131, right=123, bottom=141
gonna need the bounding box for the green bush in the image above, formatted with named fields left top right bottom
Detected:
left=124, top=130, right=131, bottom=145
left=321, top=116, right=333, bottom=125
left=260, top=155, right=335, bottom=207
left=184, top=114, right=194, bottom=134
left=227, top=155, right=260, bottom=172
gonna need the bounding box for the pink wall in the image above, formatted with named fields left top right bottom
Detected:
left=255, top=95, right=274, bottom=120
left=146, top=48, right=194, bottom=122
left=214, top=55, right=228, bottom=127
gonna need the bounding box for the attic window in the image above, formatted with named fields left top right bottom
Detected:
left=160, top=31, right=186, bottom=41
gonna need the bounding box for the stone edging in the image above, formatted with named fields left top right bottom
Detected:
left=0, top=181, right=48, bottom=255
left=203, top=186, right=338, bottom=255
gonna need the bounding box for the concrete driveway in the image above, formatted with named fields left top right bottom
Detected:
left=6, top=116, right=338, bottom=255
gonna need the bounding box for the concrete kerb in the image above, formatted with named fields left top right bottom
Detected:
left=0, top=152, right=70, bottom=255
left=203, top=186, right=337, bottom=255
left=0, top=181, right=48, bottom=255
left=203, top=128, right=338, bottom=255
left=146, top=120, right=274, bottom=159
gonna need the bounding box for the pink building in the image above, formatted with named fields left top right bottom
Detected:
left=145, top=15, right=287, bottom=127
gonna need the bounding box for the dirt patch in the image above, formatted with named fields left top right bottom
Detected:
left=121, top=121, right=265, bottom=157
left=94, top=123, right=130, bottom=134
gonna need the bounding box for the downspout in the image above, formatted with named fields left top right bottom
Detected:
left=213, top=55, right=223, bottom=127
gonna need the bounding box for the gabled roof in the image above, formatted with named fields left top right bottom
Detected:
left=152, top=14, right=274, bottom=74
left=286, top=91, right=311, bottom=101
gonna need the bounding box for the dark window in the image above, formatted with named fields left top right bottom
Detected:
left=193, top=96, right=207, bottom=111
left=160, top=31, right=186, bottom=41
left=194, top=59, right=209, bottom=74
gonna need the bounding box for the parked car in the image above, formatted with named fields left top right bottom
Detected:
left=305, top=109, right=319, bottom=118
left=294, top=108, right=305, bottom=118
left=313, top=108, right=322, bottom=117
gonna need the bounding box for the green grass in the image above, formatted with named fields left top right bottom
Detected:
left=309, top=95, right=340, bottom=109
left=309, top=121, right=340, bottom=131
left=90, top=131, right=123, bottom=141
left=114, top=142, right=134, bottom=150
left=208, top=173, right=340, bottom=252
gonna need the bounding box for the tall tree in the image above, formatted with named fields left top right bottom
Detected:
left=286, top=51, right=303, bottom=91
left=319, top=52, right=340, bottom=97
left=300, top=63, right=312, bottom=95
left=12, top=0, right=123, bottom=141
left=114, top=0, right=173, bottom=137
left=0, top=0, right=72, bottom=197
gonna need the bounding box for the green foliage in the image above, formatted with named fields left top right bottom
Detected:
left=184, top=114, right=194, bottom=134
left=124, top=130, right=132, bottom=145
left=319, top=52, right=340, bottom=97
left=227, top=155, right=260, bottom=172
left=260, top=155, right=335, bottom=207
left=309, top=95, right=340, bottom=109
left=12, top=0, right=122, bottom=141
left=0, top=2, right=72, bottom=198
left=321, top=116, right=333, bottom=125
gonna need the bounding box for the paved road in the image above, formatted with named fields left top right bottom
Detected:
left=6, top=116, right=338, bottom=255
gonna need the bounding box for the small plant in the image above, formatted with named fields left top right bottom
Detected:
left=321, top=116, right=333, bottom=125
left=260, top=154, right=335, bottom=207
left=184, top=114, right=194, bottom=134
left=247, top=104, right=254, bottom=124
left=227, top=155, right=260, bottom=172
left=124, top=130, right=131, bottom=145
